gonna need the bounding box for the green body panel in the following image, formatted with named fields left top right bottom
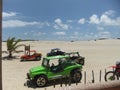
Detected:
left=28, top=55, right=82, bottom=80
left=29, top=66, right=47, bottom=79
left=47, top=64, right=82, bottom=79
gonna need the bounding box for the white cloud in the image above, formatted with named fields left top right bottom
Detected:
left=24, top=32, right=28, bottom=35
left=89, top=10, right=120, bottom=26
left=89, top=14, right=100, bottom=24
left=33, top=32, right=46, bottom=36
left=24, top=31, right=46, bottom=37
left=74, top=32, right=79, bottom=36
left=44, top=22, right=51, bottom=26
left=53, top=24, right=59, bottom=30
left=55, top=18, right=61, bottom=23
left=116, top=17, right=120, bottom=24
left=78, top=18, right=86, bottom=24
left=104, top=10, right=115, bottom=16
left=3, top=20, right=40, bottom=28
left=53, top=32, right=66, bottom=35
left=98, top=31, right=111, bottom=38
left=100, top=15, right=112, bottom=25
left=100, top=14, right=118, bottom=26
left=2, top=11, right=51, bottom=28
left=97, top=26, right=104, bottom=30
left=54, top=18, right=69, bottom=30
left=69, top=36, right=78, bottom=39
left=3, top=12, right=17, bottom=17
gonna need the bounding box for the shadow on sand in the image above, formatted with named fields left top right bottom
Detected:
left=24, top=78, right=78, bottom=89
left=2, top=56, right=20, bottom=60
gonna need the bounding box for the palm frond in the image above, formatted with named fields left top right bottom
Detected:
left=7, top=37, right=15, bottom=51
left=6, top=37, right=24, bottom=58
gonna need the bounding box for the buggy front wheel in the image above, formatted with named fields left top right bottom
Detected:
left=35, top=75, right=47, bottom=87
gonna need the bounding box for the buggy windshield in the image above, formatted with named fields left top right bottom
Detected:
left=42, top=58, right=48, bottom=67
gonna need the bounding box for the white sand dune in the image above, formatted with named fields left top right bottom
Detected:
left=2, top=39, right=120, bottom=90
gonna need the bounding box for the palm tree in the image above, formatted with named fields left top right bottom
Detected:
left=6, top=37, right=22, bottom=58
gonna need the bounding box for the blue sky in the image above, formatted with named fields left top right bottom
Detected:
left=2, top=0, right=120, bottom=41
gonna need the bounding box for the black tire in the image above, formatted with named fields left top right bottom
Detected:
left=20, top=59, right=23, bottom=62
left=20, top=58, right=26, bottom=62
left=104, top=71, right=119, bottom=82
left=36, top=56, right=41, bottom=60
left=71, top=70, right=82, bottom=83
left=35, top=75, right=47, bottom=87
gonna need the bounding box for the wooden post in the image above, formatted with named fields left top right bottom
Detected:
left=0, top=0, right=2, bottom=89
left=60, top=77, right=62, bottom=87
left=76, top=81, right=78, bottom=85
left=92, top=70, right=95, bottom=83
left=65, top=76, right=67, bottom=86
left=28, top=45, right=30, bottom=56
left=99, top=70, right=102, bottom=82
left=53, top=80, right=55, bottom=88
left=105, top=69, right=107, bottom=82
left=84, top=71, right=86, bottom=84
left=24, top=45, right=26, bottom=54
left=25, top=45, right=30, bottom=55
left=68, top=77, right=71, bottom=86
left=105, top=69, right=106, bottom=74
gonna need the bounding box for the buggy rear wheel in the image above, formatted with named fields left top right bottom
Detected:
left=20, top=58, right=26, bottom=62
left=71, top=70, right=82, bottom=83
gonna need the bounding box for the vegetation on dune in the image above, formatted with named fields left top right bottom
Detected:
left=6, top=37, right=23, bottom=58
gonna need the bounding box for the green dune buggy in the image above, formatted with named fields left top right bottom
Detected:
left=27, top=55, right=83, bottom=87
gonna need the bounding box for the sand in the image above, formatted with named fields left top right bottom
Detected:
left=2, top=39, right=120, bottom=90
